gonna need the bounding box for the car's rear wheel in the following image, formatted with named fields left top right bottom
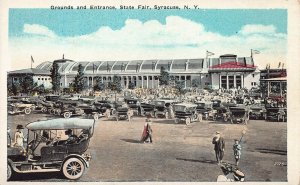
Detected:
left=62, top=158, right=85, bottom=180
left=24, top=108, right=31, bottom=115
left=175, top=118, right=179, bottom=124
left=64, top=112, right=71, bottom=119
left=7, top=164, right=12, bottom=180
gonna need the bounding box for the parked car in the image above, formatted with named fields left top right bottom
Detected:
left=153, top=99, right=174, bottom=118
left=138, top=103, right=155, bottom=117
left=195, top=101, right=213, bottom=120
left=8, top=102, right=35, bottom=115
left=228, top=107, right=248, bottom=124
left=249, top=104, right=267, bottom=120
left=173, top=103, right=201, bottom=125
left=7, top=118, right=95, bottom=180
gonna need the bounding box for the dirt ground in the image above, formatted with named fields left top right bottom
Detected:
left=8, top=113, right=287, bottom=182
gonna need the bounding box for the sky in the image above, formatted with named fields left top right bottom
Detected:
left=8, top=9, right=287, bottom=70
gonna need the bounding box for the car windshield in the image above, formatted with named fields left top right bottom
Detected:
left=154, top=101, right=165, bottom=106
left=174, top=105, right=186, bottom=112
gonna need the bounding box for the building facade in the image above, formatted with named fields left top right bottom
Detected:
left=9, top=54, right=260, bottom=90
left=8, top=68, right=52, bottom=89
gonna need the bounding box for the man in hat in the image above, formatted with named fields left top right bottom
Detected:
left=212, top=131, right=225, bottom=164
left=14, top=125, right=25, bottom=148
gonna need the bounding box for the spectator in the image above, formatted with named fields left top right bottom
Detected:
left=212, top=131, right=225, bottom=164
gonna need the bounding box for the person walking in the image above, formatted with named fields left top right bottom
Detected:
left=212, top=131, right=225, bottom=164
left=141, top=118, right=153, bottom=143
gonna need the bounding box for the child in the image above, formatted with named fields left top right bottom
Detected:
left=233, top=139, right=242, bottom=166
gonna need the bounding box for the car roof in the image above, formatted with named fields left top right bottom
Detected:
left=174, top=103, right=197, bottom=107
left=26, top=118, right=95, bottom=130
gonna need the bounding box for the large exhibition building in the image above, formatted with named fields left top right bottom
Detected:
left=8, top=54, right=260, bottom=90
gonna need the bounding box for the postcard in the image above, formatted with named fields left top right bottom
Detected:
left=0, top=0, right=299, bottom=184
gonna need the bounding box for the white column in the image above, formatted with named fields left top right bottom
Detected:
left=184, top=75, right=187, bottom=88
left=152, top=76, right=154, bottom=88
left=146, top=76, right=149, bottom=89
left=241, top=75, right=244, bottom=88
left=234, top=75, right=236, bottom=88
left=226, top=75, right=229, bottom=89
left=87, top=76, right=89, bottom=87
left=141, top=76, right=144, bottom=88
left=219, top=74, right=222, bottom=89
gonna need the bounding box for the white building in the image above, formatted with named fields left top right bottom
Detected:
left=11, top=54, right=260, bottom=90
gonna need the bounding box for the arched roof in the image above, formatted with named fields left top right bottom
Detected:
left=35, top=56, right=254, bottom=74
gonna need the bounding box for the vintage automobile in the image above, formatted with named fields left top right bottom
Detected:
left=77, top=99, right=101, bottom=120
left=265, top=107, right=287, bottom=122
left=113, top=106, right=130, bottom=121
left=228, top=107, right=249, bottom=124
left=173, top=103, right=201, bottom=125
left=153, top=99, right=174, bottom=119
left=125, top=98, right=140, bottom=115
left=8, top=102, right=35, bottom=115
left=212, top=107, right=230, bottom=122
left=194, top=101, right=212, bottom=120
left=138, top=103, right=155, bottom=117
left=54, top=101, right=85, bottom=118
left=249, top=104, right=267, bottom=120
left=265, top=96, right=287, bottom=122
left=7, top=118, right=94, bottom=180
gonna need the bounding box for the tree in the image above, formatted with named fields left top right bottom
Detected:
left=73, top=64, right=85, bottom=93
left=94, top=76, right=105, bottom=91
left=108, top=75, right=122, bottom=92
left=35, top=84, right=45, bottom=94
left=128, top=82, right=136, bottom=90
left=9, top=81, right=21, bottom=96
left=192, top=79, right=201, bottom=88
left=159, top=66, right=170, bottom=86
left=50, top=62, right=61, bottom=93
left=20, top=75, right=37, bottom=94
left=175, top=80, right=186, bottom=95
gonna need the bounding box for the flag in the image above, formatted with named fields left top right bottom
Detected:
left=282, top=63, right=284, bottom=69
left=31, top=55, right=34, bottom=63
left=278, top=62, right=281, bottom=68
left=252, top=49, right=260, bottom=54
left=206, top=51, right=214, bottom=57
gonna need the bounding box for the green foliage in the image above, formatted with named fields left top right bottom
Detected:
left=73, top=64, right=85, bottom=93
left=175, top=80, right=186, bottom=94
left=35, top=84, right=45, bottom=94
left=159, top=66, right=170, bottom=86
left=20, top=75, right=37, bottom=94
left=9, top=80, right=21, bottom=96
left=50, top=62, right=61, bottom=93
left=94, top=76, right=105, bottom=91
left=128, top=82, right=136, bottom=90
left=108, top=75, right=122, bottom=92
left=192, top=79, right=201, bottom=88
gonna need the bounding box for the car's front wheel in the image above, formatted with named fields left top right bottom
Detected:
left=24, top=108, right=31, bottom=115
left=62, top=158, right=85, bottom=180
left=7, top=164, right=12, bottom=180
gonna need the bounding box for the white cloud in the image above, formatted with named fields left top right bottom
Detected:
left=23, top=24, right=57, bottom=38
left=240, top=24, right=277, bottom=35
left=10, top=16, right=286, bottom=70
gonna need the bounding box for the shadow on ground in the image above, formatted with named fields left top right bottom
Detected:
left=121, top=139, right=142, bottom=144
left=255, top=148, right=287, bottom=156
left=10, top=172, right=64, bottom=181
left=176, top=157, right=216, bottom=165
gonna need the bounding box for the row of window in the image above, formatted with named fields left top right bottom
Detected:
left=37, top=77, right=51, bottom=81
